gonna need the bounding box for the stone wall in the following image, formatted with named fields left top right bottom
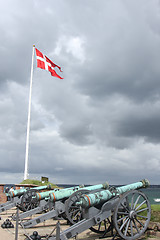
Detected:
left=0, top=185, right=7, bottom=204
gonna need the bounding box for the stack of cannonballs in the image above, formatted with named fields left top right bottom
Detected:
left=28, top=231, right=41, bottom=240
left=1, top=218, right=14, bottom=228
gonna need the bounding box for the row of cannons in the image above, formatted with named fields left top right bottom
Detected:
left=0, top=179, right=151, bottom=240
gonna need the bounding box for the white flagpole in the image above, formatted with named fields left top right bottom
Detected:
left=24, top=45, right=35, bottom=180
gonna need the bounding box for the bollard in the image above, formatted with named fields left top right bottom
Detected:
left=56, top=221, right=60, bottom=240
left=15, top=207, right=19, bottom=240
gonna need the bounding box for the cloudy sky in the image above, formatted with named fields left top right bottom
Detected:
left=0, top=0, right=160, bottom=185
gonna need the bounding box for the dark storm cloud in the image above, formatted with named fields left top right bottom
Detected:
left=116, top=105, right=160, bottom=142
left=60, top=122, right=93, bottom=145
left=74, top=10, right=160, bottom=103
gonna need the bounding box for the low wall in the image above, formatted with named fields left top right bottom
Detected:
left=0, top=184, right=38, bottom=204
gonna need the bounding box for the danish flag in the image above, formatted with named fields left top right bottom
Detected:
left=35, top=48, right=63, bottom=79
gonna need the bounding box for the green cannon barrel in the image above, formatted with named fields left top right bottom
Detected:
left=77, top=179, right=150, bottom=208
left=36, top=186, right=81, bottom=201
left=9, top=184, right=51, bottom=198
left=49, top=182, right=109, bottom=202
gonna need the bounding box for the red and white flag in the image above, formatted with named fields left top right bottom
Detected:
left=35, top=48, right=63, bottom=79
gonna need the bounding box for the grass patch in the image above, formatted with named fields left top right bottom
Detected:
left=20, top=179, right=59, bottom=188
left=151, top=204, right=160, bottom=222
left=151, top=204, right=160, bottom=211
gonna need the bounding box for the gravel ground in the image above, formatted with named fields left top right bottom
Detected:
left=0, top=208, right=158, bottom=240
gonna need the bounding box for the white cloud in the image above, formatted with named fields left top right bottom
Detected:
left=54, top=35, right=86, bottom=63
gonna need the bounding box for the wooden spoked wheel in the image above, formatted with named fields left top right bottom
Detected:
left=65, top=189, right=90, bottom=225
left=90, top=217, right=113, bottom=235
left=19, top=190, right=39, bottom=212
left=113, top=190, right=151, bottom=240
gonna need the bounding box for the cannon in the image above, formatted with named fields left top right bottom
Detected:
left=9, top=184, right=52, bottom=199
left=48, top=179, right=151, bottom=240
left=0, top=184, right=51, bottom=213
left=19, top=182, right=109, bottom=228
left=14, top=186, right=82, bottom=220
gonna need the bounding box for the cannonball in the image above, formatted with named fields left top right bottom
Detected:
left=1, top=224, right=5, bottom=228
left=33, top=231, right=38, bottom=236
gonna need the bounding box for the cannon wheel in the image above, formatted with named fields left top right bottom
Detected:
left=65, top=189, right=90, bottom=225
left=19, top=190, right=40, bottom=212
left=113, top=190, right=151, bottom=240
left=90, top=217, right=113, bottom=235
